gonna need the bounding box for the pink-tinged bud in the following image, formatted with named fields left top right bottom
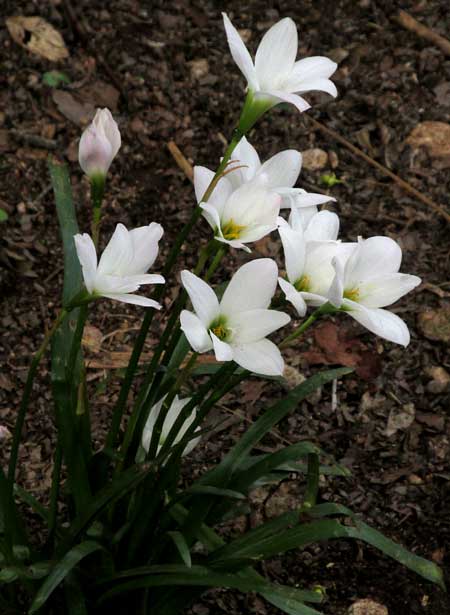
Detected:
left=78, top=108, right=121, bottom=179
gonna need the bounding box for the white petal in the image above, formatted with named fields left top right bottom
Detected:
left=215, top=235, right=251, bottom=252
left=237, top=222, right=278, bottom=244
left=295, top=78, right=338, bottom=97
left=194, top=166, right=233, bottom=209
left=227, top=136, right=261, bottom=188
left=357, top=274, right=421, bottom=308
left=255, top=18, right=298, bottom=90
left=230, top=309, right=290, bottom=343
left=278, top=277, right=307, bottom=317
left=221, top=178, right=280, bottom=229
left=232, top=339, right=285, bottom=376
left=290, top=56, right=337, bottom=82
left=128, top=223, right=164, bottom=274
left=344, top=236, right=402, bottom=288
left=328, top=255, right=345, bottom=307
left=220, top=258, right=278, bottom=316
left=258, top=150, right=302, bottom=189
left=344, top=300, right=411, bottom=347
left=294, top=192, right=336, bottom=209
left=102, top=293, right=161, bottom=308
left=260, top=90, right=310, bottom=113
left=211, top=332, right=234, bottom=362
left=126, top=274, right=165, bottom=286
left=304, top=242, right=342, bottom=296
left=98, top=223, right=133, bottom=276
left=304, top=211, right=339, bottom=242
left=98, top=108, right=121, bottom=158
left=194, top=166, right=215, bottom=203
left=180, top=310, right=213, bottom=353
left=74, top=233, right=97, bottom=294
left=180, top=270, right=220, bottom=326
left=200, top=202, right=222, bottom=233
left=278, top=225, right=305, bottom=284
left=222, top=13, right=258, bottom=90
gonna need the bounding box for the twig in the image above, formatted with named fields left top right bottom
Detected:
left=395, top=10, right=450, bottom=57
left=10, top=130, right=57, bottom=150
left=167, top=141, right=194, bottom=181
left=307, top=116, right=450, bottom=224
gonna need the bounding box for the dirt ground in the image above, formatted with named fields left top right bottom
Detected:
left=1, top=1, right=450, bottom=614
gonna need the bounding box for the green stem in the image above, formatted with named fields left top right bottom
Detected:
left=67, top=305, right=88, bottom=379
left=91, top=175, right=105, bottom=247
left=204, top=243, right=227, bottom=281
left=105, top=130, right=244, bottom=450
left=303, top=453, right=320, bottom=508
left=46, top=443, right=63, bottom=552
left=279, top=303, right=336, bottom=348
left=8, top=308, right=68, bottom=485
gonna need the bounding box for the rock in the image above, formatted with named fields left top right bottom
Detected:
left=408, top=473, right=423, bottom=485
left=425, top=366, right=450, bottom=393
left=418, top=308, right=450, bottom=343
left=328, top=150, right=339, bottom=168
left=385, top=403, right=415, bottom=437
left=406, top=121, right=450, bottom=162
left=188, top=59, right=209, bottom=80
left=428, top=435, right=449, bottom=461
left=348, top=599, right=388, bottom=615
left=302, top=148, right=328, bottom=171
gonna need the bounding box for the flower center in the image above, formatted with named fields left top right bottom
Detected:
left=221, top=219, right=246, bottom=241
left=343, top=287, right=360, bottom=302
left=209, top=316, right=230, bottom=341
left=294, top=275, right=311, bottom=292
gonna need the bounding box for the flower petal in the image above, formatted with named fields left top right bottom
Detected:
left=344, top=236, right=402, bottom=289
left=227, top=136, right=261, bottom=189
left=278, top=277, right=307, bottom=317
left=304, top=211, right=339, bottom=242
left=328, top=255, right=345, bottom=307
left=357, top=273, right=421, bottom=308
left=102, top=293, right=161, bottom=308
left=344, top=300, right=411, bottom=346
left=74, top=233, right=98, bottom=294
left=180, top=310, right=213, bottom=353
left=232, top=339, right=285, bottom=376
left=128, top=223, right=164, bottom=274
left=278, top=224, right=305, bottom=284
left=229, top=308, right=290, bottom=343
left=222, top=13, right=258, bottom=90
left=260, top=90, right=310, bottom=113
left=255, top=18, right=298, bottom=90
left=295, top=78, right=338, bottom=97
left=194, top=166, right=233, bottom=209
left=97, top=223, right=133, bottom=276
left=180, top=270, right=220, bottom=326
left=290, top=56, right=337, bottom=82
left=258, top=150, right=302, bottom=188
left=200, top=202, right=222, bottom=233
left=220, top=258, right=278, bottom=315
left=211, top=332, right=234, bottom=362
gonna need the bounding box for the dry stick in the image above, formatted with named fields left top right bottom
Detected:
left=307, top=116, right=450, bottom=224
left=395, top=9, right=450, bottom=57
left=167, top=141, right=194, bottom=182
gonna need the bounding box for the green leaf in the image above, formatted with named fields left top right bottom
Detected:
left=167, top=531, right=192, bottom=568
left=42, top=71, right=71, bottom=88
left=185, top=486, right=246, bottom=500
left=0, top=208, right=8, bottom=222
left=29, top=541, right=103, bottom=614
left=262, top=589, right=324, bottom=615
left=14, top=484, right=50, bottom=524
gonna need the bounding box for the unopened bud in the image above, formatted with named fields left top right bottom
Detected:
left=78, top=108, right=121, bottom=179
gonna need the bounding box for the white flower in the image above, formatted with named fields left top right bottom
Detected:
left=74, top=222, right=165, bottom=308
left=223, top=13, right=337, bottom=114
left=278, top=207, right=347, bottom=317
left=195, top=136, right=335, bottom=213
left=79, top=108, right=121, bottom=178
left=180, top=259, right=290, bottom=376
left=327, top=236, right=421, bottom=346
left=198, top=173, right=281, bottom=252
left=141, top=395, right=200, bottom=458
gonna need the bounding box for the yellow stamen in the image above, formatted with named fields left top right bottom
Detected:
left=221, top=219, right=246, bottom=241
left=343, top=287, right=360, bottom=302
left=211, top=324, right=228, bottom=340
left=294, top=275, right=311, bottom=292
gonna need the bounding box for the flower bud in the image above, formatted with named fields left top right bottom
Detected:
left=78, top=108, right=121, bottom=179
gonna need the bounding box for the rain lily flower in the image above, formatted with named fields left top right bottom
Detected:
left=79, top=108, right=121, bottom=179
left=222, top=13, right=337, bottom=130
left=74, top=222, right=165, bottom=308
left=278, top=207, right=347, bottom=316
left=195, top=136, right=335, bottom=212
left=198, top=174, right=281, bottom=252
left=141, top=395, right=200, bottom=459
left=180, top=259, right=290, bottom=376
left=327, top=236, right=421, bottom=346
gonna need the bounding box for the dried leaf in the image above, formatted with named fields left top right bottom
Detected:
left=82, top=325, right=103, bottom=354
left=406, top=121, right=450, bottom=160
left=52, top=90, right=95, bottom=126
left=385, top=403, right=415, bottom=437
left=6, top=16, right=69, bottom=62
